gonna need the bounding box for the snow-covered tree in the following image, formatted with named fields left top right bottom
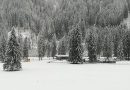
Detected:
left=3, top=28, right=22, bottom=71
left=23, top=37, right=29, bottom=61
left=18, top=34, right=23, bottom=58
left=95, top=27, right=104, bottom=58
left=51, top=35, right=57, bottom=59
left=86, top=28, right=97, bottom=62
left=0, top=35, right=7, bottom=62
left=38, top=31, right=46, bottom=60
left=103, top=35, right=113, bottom=60
left=68, top=25, right=83, bottom=64
left=58, top=37, right=67, bottom=55
left=46, top=41, right=51, bottom=58
left=123, top=31, right=130, bottom=60
left=38, top=38, right=43, bottom=60
left=102, top=27, right=113, bottom=60
left=117, top=40, right=124, bottom=60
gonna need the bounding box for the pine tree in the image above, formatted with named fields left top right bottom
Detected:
left=46, top=41, right=51, bottom=58
left=58, top=37, right=66, bottom=55
left=51, top=35, right=57, bottom=59
left=103, top=35, right=113, bottom=60
left=23, top=37, right=29, bottom=61
left=117, top=40, right=124, bottom=60
left=38, top=31, right=46, bottom=60
left=86, top=28, right=97, bottom=63
left=102, top=27, right=113, bottom=61
left=123, top=31, right=130, bottom=60
left=96, top=27, right=103, bottom=58
left=0, top=35, right=7, bottom=63
left=18, top=34, right=23, bottom=58
left=68, top=25, right=83, bottom=64
left=3, top=28, right=22, bottom=71
left=38, top=37, right=43, bottom=60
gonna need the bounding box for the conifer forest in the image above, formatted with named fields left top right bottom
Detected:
left=0, top=0, right=130, bottom=90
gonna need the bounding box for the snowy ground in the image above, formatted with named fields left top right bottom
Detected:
left=0, top=57, right=130, bottom=90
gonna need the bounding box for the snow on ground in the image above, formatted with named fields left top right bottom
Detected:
left=0, top=57, right=130, bottom=90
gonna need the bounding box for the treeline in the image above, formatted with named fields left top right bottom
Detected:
left=86, top=25, right=130, bottom=62
left=38, top=24, right=130, bottom=63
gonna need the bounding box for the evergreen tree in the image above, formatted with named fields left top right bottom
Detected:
left=38, top=31, right=46, bottom=60
left=23, top=37, right=29, bottom=61
left=96, top=27, right=103, bottom=58
left=58, top=37, right=66, bottom=55
left=86, top=28, right=97, bottom=62
left=123, top=31, right=130, bottom=60
left=102, top=27, right=113, bottom=60
left=18, top=34, right=23, bottom=58
left=0, top=25, right=7, bottom=63
left=103, top=35, right=113, bottom=60
left=68, top=25, right=83, bottom=64
left=0, top=35, right=7, bottom=62
left=3, top=28, right=22, bottom=71
left=38, top=37, right=43, bottom=60
left=117, top=40, right=124, bottom=60
left=46, top=41, right=51, bottom=58
left=51, top=35, right=57, bottom=59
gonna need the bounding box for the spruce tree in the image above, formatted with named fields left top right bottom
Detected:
left=58, top=38, right=66, bottom=55
left=38, top=37, right=43, bottom=60
left=51, top=35, right=57, bottom=59
left=116, top=25, right=126, bottom=60
left=117, top=40, right=124, bottom=60
left=103, top=35, right=113, bottom=60
left=0, top=35, right=7, bottom=63
left=102, top=27, right=113, bottom=61
left=86, top=29, right=97, bottom=63
left=18, top=34, right=23, bottom=58
left=38, top=31, right=46, bottom=60
left=23, top=37, right=29, bottom=61
left=68, top=25, right=83, bottom=64
left=46, top=41, right=51, bottom=58
left=95, top=27, right=103, bottom=58
left=123, top=31, right=130, bottom=60
left=3, top=28, right=22, bottom=71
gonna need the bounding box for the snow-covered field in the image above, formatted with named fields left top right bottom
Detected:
left=0, top=57, right=130, bottom=90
